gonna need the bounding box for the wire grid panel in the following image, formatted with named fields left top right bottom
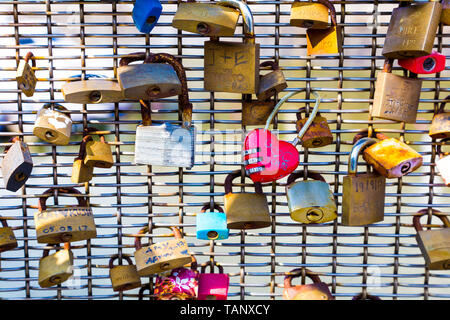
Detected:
left=0, top=0, right=448, bottom=300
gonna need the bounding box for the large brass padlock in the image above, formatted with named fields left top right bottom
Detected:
left=382, top=1, right=442, bottom=59
left=61, top=74, right=123, bottom=104
left=204, top=0, right=260, bottom=94
left=134, top=226, right=192, bottom=276
left=435, top=139, right=450, bottom=186
left=1, top=137, right=33, bottom=192
left=109, top=254, right=142, bottom=292
left=283, top=268, right=334, bottom=300
left=223, top=170, right=271, bottom=229
left=172, top=0, right=240, bottom=36
left=290, top=0, right=330, bottom=29
left=118, top=52, right=182, bottom=100
left=286, top=171, right=337, bottom=224
left=0, top=216, right=18, bottom=253
left=83, top=128, right=114, bottom=168
left=33, top=103, right=72, bottom=146
left=429, top=96, right=450, bottom=139
left=34, top=187, right=97, bottom=244
left=442, top=0, right=450, bottom=24
left=413, top=209, right=450, bottom=270
left=256, top=61, right=288, bottom=101
left=71, top=135, right=94, bottom=184
left=296, top=107, right=333, bottom=148
left=342, top=137, right=386, bottom=226
left=16, top=51, right=37, bottom=97
left=38, top=243, right=73, bottom=288
left=371, top=59, right=422, bottom=123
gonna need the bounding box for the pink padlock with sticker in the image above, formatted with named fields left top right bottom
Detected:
left=198, top=261, right=229, bottom=300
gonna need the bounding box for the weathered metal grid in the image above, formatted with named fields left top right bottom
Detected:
left=0, top=0, right=448, bottom=300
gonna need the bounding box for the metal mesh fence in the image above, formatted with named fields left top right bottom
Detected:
left=0, top=0, right=448, bottom=300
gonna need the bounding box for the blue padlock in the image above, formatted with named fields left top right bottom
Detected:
left=196, top=204, right=229, bottom=240
left=132, top=0, right=163, bottom=33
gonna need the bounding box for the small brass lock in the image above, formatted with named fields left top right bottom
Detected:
left=83, top=128, right=114, bottom=168
left=71, top=135, right=94, bottom=184
left=257, top=61, right=288, bottom=102
left=0, top=216, right=18, bottom=253
left=16, top=51, right=37, bottom=97
left=442, top=0, right=450, bottom=24
left=38, top=243, right=73, bottom=288
left=109, top=254, right=142, bottom=292
left=435, top=139, right=450, bottom=186
left=61, top=74, right=123, bottom=104
left=242, top=94, right=275, bottom=126
left=429, top=95, right=450, bottom=139
left=290, top=0, right=330, bottom=29
left=283, top=268, right=334, bottom=300
left=33, top=103, right=72, bottom=146
left=1, top=137, right=33, bottom=192
left=296, top=107, right=333, bottom=148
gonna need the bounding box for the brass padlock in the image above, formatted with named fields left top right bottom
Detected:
left=413, top=209, right=450, bottom=270
left=33, top=103, right=72, bottom=145
left=118, top=52, right=182, bottom=100
left=382, top=1, right=442, bottom=59
left=290, top=0, right=330, bottom=29
left=283, top=268, right=334, bottom=300
left=172, top=0, right=240, bottom=36
left=1, top=137, right=33, bottom=192
left=34, top=187, right=97, bottom=244
left=38, top=243, right=73, bottom=288
left=256, top=61, right=288, bottom=101
left=71, top=135, right=94, bottom=184
left=442, top=0, right=450, bottom=24
left=204, top=0, right=260, bottom=94
left=83, top=128, right=114, bottom=168
left=296, top=107, right=333, bottom=148
left=61, top=74, right=123, bottom=104
left=435, top=139, right=450, bottom=186
left=0, top=216, right=18, bottom=253
left=242, top=95, right=275, bottom=126
left=371, top=59, right=422, bottom=123
left=342, top=137, right=386, bottom=226
left=429, top=96, right=450, bottom=139
left=134, top=226, right=192, bottom=276
left=16, top=51, right=37, bottom=97
left=109, top=254, right=142, bottom=292
left=286, top=171, right=337, bottom=224
left=223, top=170, right=271, bottom=229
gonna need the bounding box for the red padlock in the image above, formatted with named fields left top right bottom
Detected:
left=198, top=261, right=229, bottom=300
left=398, top=51, right=446, bottom=75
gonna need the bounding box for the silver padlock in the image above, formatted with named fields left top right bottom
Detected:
left=1, top=137, right=33, bottom=192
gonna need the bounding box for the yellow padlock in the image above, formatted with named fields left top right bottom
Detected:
left=71, top=135, right=94, bottom=184
left=16, top=51, right=37, bottom=97
left=0, top=216, right=18, bottom=253
left=109, top=254, right=141, bottom=292
left=38, top=243, right=73, bottom=288
left=83, top=128, right=114, bottom=168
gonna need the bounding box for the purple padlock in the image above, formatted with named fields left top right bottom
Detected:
left=198, top=261, right=229, bottom=300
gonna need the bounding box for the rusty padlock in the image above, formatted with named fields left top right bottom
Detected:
left=38, top=243, right=73, bottom=288
left=257, top=61, right=288, bottom=101
left=16, top=51, right=37, bottom=97
left=296, top=107, right=333, bottom=148
left=0, top=216, right=18, bottom=253
left=283, top=268, right=334, bottom=300
left=71, top=135, right=94, bottom=184
left=61, top=74, right=123, bottom=104
left=442, top=0, right=450, bottom=24
left=83, top=128, right=114, bottom=169
left=33, top=103, right=72, bottom=146
left=1, top=137, right=33, bottom=192
left=435, top=138, right=450, bottom=186
left=429, top=96, right=450, bottom=139
left=109, top=254, right=142, bottom=292
left=290, top=0, right=331, bottom=29
left=242, top=95, right=275, bottom=126
left=34, top=187, right=97, bottom=244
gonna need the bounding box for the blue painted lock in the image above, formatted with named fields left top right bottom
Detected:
left=196, top=204, right=229, bottom=241
left=132, top=0, right=163, bottom=33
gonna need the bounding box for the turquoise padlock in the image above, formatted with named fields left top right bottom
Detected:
left=196, top=204, right=229, bottom=241
left=132, top=0, right=162, bottom=33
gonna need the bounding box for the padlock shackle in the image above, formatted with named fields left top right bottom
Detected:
left=352, top=293, right=381, bottom=300
left=436, top=138, right=450, bottom=158
left=200, top=203, right=224, bottom=213
left=259, top=61, right=279, bottom=71
left=293, top=0, right=337, bottom=26
left=134, top=226, right=184, bottom=250
left=218, top=0, right=255, bottom=43
left=224, top=170, right=264, bottom=195
left=41, top=103, right=71, bottom=119
left=119, top=52, right=147, bottom=67
left=352, top=128, right=390, bottom=144
left=437, top=95, right=450, bottom=114
left=413, top=209, right=450, bottom=232
left=382, top=59, right=394, bottom=74
left=0, top=216, right=9, bottom=228
left=200, top=261, right=224, bottom=274
left=138, top=283, right=153, bottom=300
left=76, top=135, right=94, bottom=160
left=284, top=268, right=323, bottom=289
left=83, top=127, right=107, bottom=143
left=286, top=170, right=327, bottom=185
left=42, top=242, right=71, bottom=258
left=348, top=137, right=378, bottom=176
left=24, top=51, right=36, bottom=67
left=139, top=100, right=152, bottom=126
left=108, top=254, right=134, bottom=269
left=296, top=106, right=322, bottom=120
left=38, top=187, right=88, bottom=212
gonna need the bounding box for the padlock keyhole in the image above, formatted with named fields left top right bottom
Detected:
left=45, top=131, right=55, bottom=140
left=400, top=162, right=411, bottom=174
left=303, top=20, right=314, bottom=28
left=207, top=231, right=219, bottom=240
left=89, top=90, right=102, bottom=102
left=197, top=22, right=210, bottom=34
left=61, top=233, right=72, bottom=242
left=147, top=86, right=161, bottom=97
left=306, top=209, right=323, bottom=222
left=161, top=262, right=170, bottom=270
left=423, top=57, right=436, bottom=72
left=49, top=275, right=61, bottom=284
left=14, top=172, right=26, bottom=182
left=146, top=16, right=157, bottom=25
left=312, top=139, right=322, bottom=147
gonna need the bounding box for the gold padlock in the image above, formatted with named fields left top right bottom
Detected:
left=34, top=187, right=97, bottom=244
left=429, top=95, right=450, bottom=139
left=109, top=254, right=142, bottom=292
left=71, top=135, right=94, bottom=184
left=242, top=94, right=275, bottom=126
left=16, top=51, right=37, bottom=97
left=33, top=103, right=72, bottom=145
left=442, top=0, right=450, bottom=25
left=296, top=107, right=333, bottom=148
left=61, top=74, right=123, bottom=104
left=1, top=136, right=33, bottom=192
left=0, top=216, right=18, bottom=253
left=290, top=0, right=330, bottom=29
left=371, top=59, right=422, bottom=123
left=83, top=128, right=114, bottom=168
left=257, top=61, right=288, bottom=101
left=38, top=243, right=73, bottom=288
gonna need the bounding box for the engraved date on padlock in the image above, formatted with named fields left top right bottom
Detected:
left=42, top=224, right=89, bottom=234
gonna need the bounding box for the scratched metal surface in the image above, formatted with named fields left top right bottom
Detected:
left=0, top=0, right=448, bottom=300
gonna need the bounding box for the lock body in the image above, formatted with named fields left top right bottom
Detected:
left=306, top=26, right=341, bottom=56
left=416, top=228, right=450, bottom=270
left=198, top=273, right=229, bottom=300
left=290, top=2, right=329, bottom=29
left=38, top=249, right=73, bottom=288
left=224, top=193, right=271, bottom=229
left=84, top=140, right=114, bottom=168
left=0, top=226, right=18, bottom=253
left=257, top=69, right=287, bottom=101
left=110, top=265, right=142, bottom=292
left=442, top=0, right=450, bottom=25
left=196, top=211, right=229, bottom=241
left=283, top=283, right=334, bottom=300
left=132, top=0, right=162, bottom=33
left=33, top=107, right=72, bottom=145
left=61, top=79, right=123, bottom=104
left=436, top=155, right=450, bottom=186
left=429, top=113, right=450, bottom=139
left=296, top=115, right=333, bottom=148
left=242, top=100, right=275, bottom=126
left=398, top=52, right=446, bottom=75
left=16, top=60, right=37, bottom=97
left=71, top=159, right=94, bottom=184
left=1, top=141, right=33, bottom=192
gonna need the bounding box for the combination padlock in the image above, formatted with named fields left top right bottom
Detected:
left=0, top=216, right=18, bottom=253
left=71, top=135, right=94, bottom=184
left=38, top=243, right=73, bottom=288
left=198, top=261, right=229, bottom=300
left=1, top=137, right=33, bottom=192
left=398, top=51, right=446, bottom=75
left=429, top=96, right=450, bottom=139
left=83, top=128, right=114, bottom=168
left=283, top=268, right=334, bottom=300
left=16, top=51, right=37, bottom=97
left=61, top=74, right=123, bottom=104
left=296, top=107, right=333, bottom=148
left=435, top=139, right=450, bottom=186
left=109, top=254, right=141, bottom=292
left=132, top=0, right=162, bottom=33
left=196, top=203, right=229, bottom=241
left=33, top=103, right=72, bottom=146
left=290, top=0, right=331, bottom=29
left=256, top=61, right=288, bottom=102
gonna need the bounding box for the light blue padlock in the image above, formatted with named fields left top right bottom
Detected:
left=196, top=204, right=229, bottom=240
left=132, top=0, right=163, bottom=33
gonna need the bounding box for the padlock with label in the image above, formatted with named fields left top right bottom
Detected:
left=38, top=243, right=73, bottom=288
left=132, top=0, right=162, bottom=33
left=283, top=268, right=334, bottom=300
left=198, top=261, right=229, bottom=300
left=290, top=0, right=331, bottom=29
left=383, top=1, right=442, bottom=59
left=257, top=61, right=288, bottom=101
left=33, top=103, right=72, bottom=146
left=1, top=137, right=33, bottom=192
left=442, top=0, right=450, bottom=24
left=0, top=216, right=18, bottom=253
left=61, top=74, right=123, bottom=104
left=204, top=0, right=260, bottom=94
left=134, top=226, right=192, bottom=276
left=34, top=187, right=97, bottom=244
left=196, top=203, right=229, bottom=241
left=371, top=59, right=422, bottom=123
left=242, top=95, right=275, bottom=126
left=71, top=135, right=94, bottom=184
left=429, top=96, right=450, bottom=139
left=109, top=254, right=141, bottom=292
left=435, top=138, right=450, bottom=186
left=16, top=51, right=37, bottom=97
left=296, top=107, right=333, bottom=148
left=83, top=128, right=114, bottom=168
left=413, top=209, right=450, bottom=270
left=398, top=51, right=446, bottom=75
left=223, top=170, right=271, bottom=230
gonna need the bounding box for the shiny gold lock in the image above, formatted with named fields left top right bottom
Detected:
left=1, top=137, right=33, bottom=192
left=371, top=59, right=422, bottom=123
left=71, top=135, right=94, bottom=184
left=257, top=61, right=287, bottom=101
left=33, top=103, right=72, bottom=145
left=83, top=129, right=114, bottom=168
left=109, top=254, right=142, bottom=292
left=38, top=243, right=73, bottom=288
left=223, top=170, right=271, bottom=229
left=61, top=74, right=123, bottom=104
left=16, top=51, right=37, bottom=97
left=34, top=187, right=97, bottom=244
left=296, top=107, right=333, bottom=148
left=442, top=0, right=450, bottom=25
left=429, top=95, right=450, bottom=139
left=242, top=95, right=275, bottom=126
left=382, top=1, right=442, bottom=59
left=0, top=216, right=18, bottom=253
left=204, top=0, right=260, bottom=94
left=283, top=268, right=334, bottom=300
left=134, top=226, right=192, bottom=276
left=413, top=209, right=450, bottom=270
left=290, top=0, right=330, bottom=29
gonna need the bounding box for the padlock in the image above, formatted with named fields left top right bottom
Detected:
left=33, top=103, right=72, bottom=146
left=342, top=136, right=386, bottom=226
left=442, top=0, right=450, bottom=24
left=196, top=203, right=229, bottom=241
left=1, top=137, right=33, bottom=192
left=0, top=216, right=18, bottom=253
left=38, top=243, right=73, bottom=288
left=256, top=61, right=288, bottom=102
left=413, top=209, right=450, bottom=270
left=382, top=1, right=442, bottom=59
left=71, top=135, right=94, bottom=184
left=352, top=293, right=381, bottom=300
left=286, top=171, right=337, bottom=224
left=204, top=0, right=260, bottom=94
left=83, top=128, right=114, bottom=168
left=223, top=170, right=271, bottom=229
left=134, top=54, right=195, bottom=168
left=134, top=226, right=192, bottom=276
left=398, top=51, right=446, bottom=75
left=296, top=107, right=333, bottom=148
left=306, top=0, right=342, bottom=56
left=109, top=254, right=141, bottom=292
left=132, top=0, right=162, bottom=33
left=198, top=261, right=229, bottom=300
left=290, top=0, right=330, bottom=29
left=16, top=51, right=37, bottom=97
left=242, top=95, right=275, bottom=126
left=283, top=268, right=334, bottom=300
left=435, top=138, right=450, bottom=186
left=118, top=52, right=182, bottom=100
left=61, top=74, right=123, bottom=104
left=172, top=0, right=240, bottom=36
left=371, top=59, right=422, bottom=123
left=34, top=187, right=97, bottom=244
left=429, top=95, right=450, bottom=139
